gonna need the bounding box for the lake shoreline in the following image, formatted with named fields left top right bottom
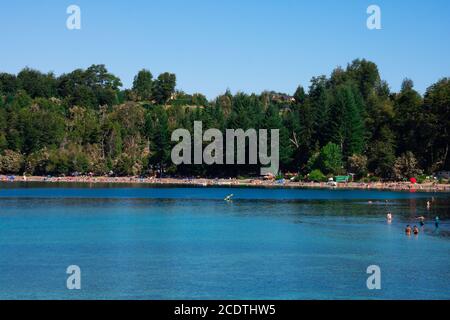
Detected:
left=2, top=175, right=450, bottom=193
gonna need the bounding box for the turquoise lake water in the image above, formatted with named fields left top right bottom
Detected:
left=0, top=183, right=449, bottom=300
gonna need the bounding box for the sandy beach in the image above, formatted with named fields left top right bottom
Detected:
left=1, top=175, right=449, bottom=192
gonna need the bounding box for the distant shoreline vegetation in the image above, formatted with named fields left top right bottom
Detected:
left=0, top=59, right=449, bottom=182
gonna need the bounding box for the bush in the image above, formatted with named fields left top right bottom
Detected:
left=0, top=149, right=24, bottom=174
left=292, top=174, right=304, bottom=182
left=308, top=169, right=326, bottom=182
left=416, top=175, right=428, bottom=184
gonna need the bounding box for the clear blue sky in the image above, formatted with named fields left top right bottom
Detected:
left=1, top=0, right=449, bottom=98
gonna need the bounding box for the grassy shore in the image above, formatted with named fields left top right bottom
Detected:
left=2, top=175, right=449, bottom=192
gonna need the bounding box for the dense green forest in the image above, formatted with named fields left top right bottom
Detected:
left=0, top=60, right=449, bottom=181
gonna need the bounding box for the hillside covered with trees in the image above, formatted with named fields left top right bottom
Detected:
left=0, top=60, right=449, bottom=181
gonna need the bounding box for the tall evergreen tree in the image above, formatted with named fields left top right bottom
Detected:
left=148, top=107, right=171, bottom=174
left=394, top=79, right=423, bottom=155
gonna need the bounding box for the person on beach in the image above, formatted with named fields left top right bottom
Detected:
left=405, top=225, right=412, bottom=235
left=413, top=226, right=419, bottom=235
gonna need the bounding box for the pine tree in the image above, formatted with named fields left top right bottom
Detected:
left=148, top=107, right=171, bottom=174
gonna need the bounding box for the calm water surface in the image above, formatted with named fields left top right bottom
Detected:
left=1, top=182, right=449, bottom=299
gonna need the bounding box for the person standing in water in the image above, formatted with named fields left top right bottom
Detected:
left=405, top=225, right=412, bottom=235
left=413, top=226, right=419, bottom=235
left=435, top=216, right=440, bottom=228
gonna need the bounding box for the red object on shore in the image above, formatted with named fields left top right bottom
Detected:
left=410, top=177, right=417, bottom=184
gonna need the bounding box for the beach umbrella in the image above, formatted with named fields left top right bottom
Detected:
left=410, top=177, right=417, bottom=184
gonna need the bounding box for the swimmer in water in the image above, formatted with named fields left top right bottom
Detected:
left=413, top=226, right=419, bottom=235
left=416, top=216, right=425, bottom=227
left=224, top=194, right=234, bottom=201
left=435, top=216, right=440, bottom=228
left=387, top=212, right=393, bottom=221
left=405, top=225, right=412, bottom=235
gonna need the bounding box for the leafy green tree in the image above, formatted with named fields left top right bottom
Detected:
left=293, top=85, right=306, bottom=104
left=46, top=149, right=70, bottom=176
left=19, top=100, right=65, bottom=153
left=17, top=68, right=57, bottom=98
left=215, top=90, right=233, bottom=116
left=25, top=148, right=50, bottom=175
left=0, top=106, right=7, bottom=150
left=393, top=151, right=423, bottom=180
left=153, top=73, right=176, bottom=105
left=192, top=93, right=208, bottom=106
left=0, top=73, right=19, bottom=96
left=132, top=69, right=153, bottom=101
left=368, top=126, right=396, bottom=179
left=316, top=142, right=343, bottom=175
left=423, top=78, right=450, bottom=171
left=346, top=59, right=381, bottom=100
left=67, top=106, right=101, bottom=145
left=103, top=121, right=123, bottom=159
left=364, top=84, right=394, bottom=144
left=347, top=154, right=368, bottom=179
left=113, top=153, right=135, bottom=176
left=58, top=65, right=122, bottom=108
